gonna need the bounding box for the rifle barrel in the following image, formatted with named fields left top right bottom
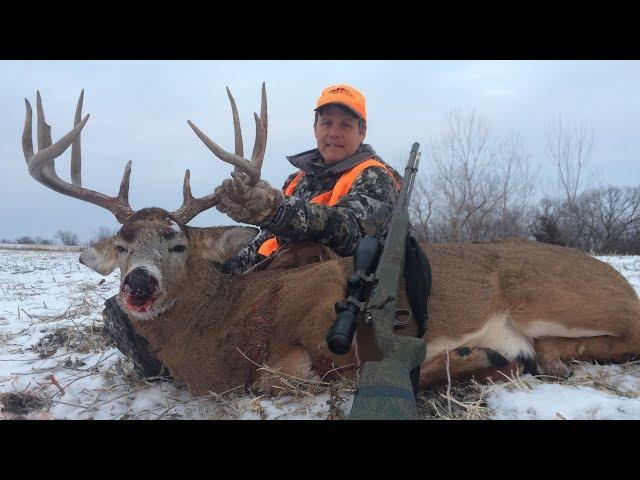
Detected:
left=398, top=142, right=421, bottom=210
left=349, top=142, right=426, bottom=420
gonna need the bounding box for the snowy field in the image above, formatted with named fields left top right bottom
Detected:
left=1, top=248, right=640, bottom=420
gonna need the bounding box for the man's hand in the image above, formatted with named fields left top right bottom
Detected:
left=215, top=173, right=284, bottom=226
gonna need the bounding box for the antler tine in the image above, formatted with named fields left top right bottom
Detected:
left=226, top=87, right=244, bottom=158
left=117, top=160, right=133, bottom=203
left=247, top=82, right=268, bottom=180
left=22, top=91, right=135, bottom=224
left=260, top=81, right=268, bottom=134
left=71, top=89, right=84, bottom=186
left=186, top=120, right=259, bottom=180
left=248, top=112, right=267, bottom=179
left=36, top=91, right=53, bottom=151
left=182, top=168, right=192, bottom=200
left=22, top=98, right=35, bottom=163
left=187, top=83, right=268, bottom=187
left=170, top=168, right=222, bottom=225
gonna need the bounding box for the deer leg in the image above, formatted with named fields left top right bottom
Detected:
left=534, top=334, right=640, bottom=378
left=253, top=346, right=317, bottom=395
left=419, top=347, right=527, bottom=388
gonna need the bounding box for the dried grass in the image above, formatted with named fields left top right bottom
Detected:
left=416, top=358, right=640, bottom=420
left=30, top=321, right=108, bottom=358
left=235, top=347, right=357, bottom=398
left=0, top=391, right=50, bottom=415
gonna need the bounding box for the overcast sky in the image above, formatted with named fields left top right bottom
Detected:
left=2, top=60, right=640, bottom=242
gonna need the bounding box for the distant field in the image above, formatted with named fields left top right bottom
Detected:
left=0, top=244, right=85, bottom=252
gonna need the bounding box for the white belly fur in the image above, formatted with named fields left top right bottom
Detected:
left=425, top=313, right=533, bottom=362
left=425, top=312, right=615, bottom=363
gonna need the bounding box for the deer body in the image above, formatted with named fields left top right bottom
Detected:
left=118, top=236, right=640, bottom=396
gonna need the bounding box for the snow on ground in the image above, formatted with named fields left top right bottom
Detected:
left=0, top=249, right=639, bottom=420
left=0, top=249, right=352, bottom=420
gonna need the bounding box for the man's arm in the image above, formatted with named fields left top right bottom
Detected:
left=264, top=167, right=399, bottom=256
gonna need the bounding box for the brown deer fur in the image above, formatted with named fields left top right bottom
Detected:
left=113, top=231, right=640, bottom=396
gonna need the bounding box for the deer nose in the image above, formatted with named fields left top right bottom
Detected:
left=122, top=267, right=159, bottom=300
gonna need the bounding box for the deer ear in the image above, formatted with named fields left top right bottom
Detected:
left=186, top=226, right=259, bottom=262
left=218, top=226, right=260, bottom=259
left=80, top=238, right=119, bottom=275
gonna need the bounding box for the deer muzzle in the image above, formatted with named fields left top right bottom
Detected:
left=121, top=267, right=160, bottom=313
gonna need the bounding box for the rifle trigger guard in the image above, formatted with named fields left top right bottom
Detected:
left=393, top=309, right=412, bottom=329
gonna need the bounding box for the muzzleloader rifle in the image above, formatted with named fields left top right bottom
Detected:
left=326, top=142, right=426, bottom=420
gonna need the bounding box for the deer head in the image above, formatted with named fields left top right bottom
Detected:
left=22, top=86, right=268, bottom=319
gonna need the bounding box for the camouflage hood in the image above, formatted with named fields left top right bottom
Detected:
left=287, top=144, right=389, bottom=177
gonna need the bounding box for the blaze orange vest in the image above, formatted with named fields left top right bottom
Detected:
left=257, top=159, right=400, bottom=257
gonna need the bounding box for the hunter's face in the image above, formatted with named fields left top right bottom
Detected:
left=314, top=106, right=366, bottom=164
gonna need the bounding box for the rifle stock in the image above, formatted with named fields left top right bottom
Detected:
left=349, top=142, right=426, bottom=420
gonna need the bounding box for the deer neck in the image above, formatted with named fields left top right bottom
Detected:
left=128, top=258, right=255, bottom=395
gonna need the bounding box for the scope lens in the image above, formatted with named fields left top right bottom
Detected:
left=327, top=334, right=351, bottom=355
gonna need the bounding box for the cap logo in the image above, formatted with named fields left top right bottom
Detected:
left=329, top=87, right=354, bottom=98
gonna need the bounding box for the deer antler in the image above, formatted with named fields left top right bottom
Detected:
left=172, top=83, right=268, bottom=225
left=22, top=90, right=135, bottom=224
left=187, top=83, right=267, bottom=186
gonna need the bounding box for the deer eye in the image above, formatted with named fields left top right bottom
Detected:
left=115, top=245, right=127, bottom=253
left=169, top=245, right=187, bottom=253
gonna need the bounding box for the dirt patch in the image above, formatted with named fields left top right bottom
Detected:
left=0, top=392, right=50, bottom=415
left=31, top=323, right=109, bottom=358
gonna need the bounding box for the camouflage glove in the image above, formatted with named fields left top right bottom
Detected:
left=215, top=173, right=284, bottom=226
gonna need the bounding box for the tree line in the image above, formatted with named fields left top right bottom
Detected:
left=1, top=227, right=117, bottom=247
left=408, top=110, right=640, bottom=255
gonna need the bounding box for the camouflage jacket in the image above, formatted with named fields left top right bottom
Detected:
left=221, top=144, right=401, bottom=275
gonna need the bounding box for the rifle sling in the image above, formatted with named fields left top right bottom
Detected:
left=403, top=235, right=431, bottom=338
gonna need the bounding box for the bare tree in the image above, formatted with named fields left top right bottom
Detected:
left=531, top=185, right=640, bottom=254
left=547, top=115, right=595, bottom=204
left=545, top=115, right=596, bottom=247
left=409, top=177, right=435, bottom=242
left=56, top=230, right=80, bottom=246
left=492, top=134, right=538, bottom=239
left=15, top=236, right=35, bottom=245
left=575, top=186, right=640, bottom=253
left=428, top=110, right=500, bottom=242
left=90, top=226, right=118, bottom=246
left=410, top=109, right=536, bottom=243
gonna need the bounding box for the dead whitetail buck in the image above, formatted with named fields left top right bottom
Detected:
left=20, top=87, right=640, bottom=396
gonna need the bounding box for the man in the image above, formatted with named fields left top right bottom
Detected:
left=218, top=83, right=401, bottom=274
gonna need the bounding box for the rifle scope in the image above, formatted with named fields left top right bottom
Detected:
left=326, top=235, right=380, bottom=355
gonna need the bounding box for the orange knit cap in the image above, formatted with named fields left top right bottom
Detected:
left=315, top=84, right=366, bottom=121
